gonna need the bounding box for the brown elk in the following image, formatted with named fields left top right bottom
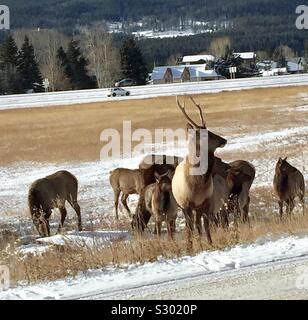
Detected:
left=109, top=168, right=145, bottom=220
left=196, top=159, right=253, bottom=232
left=228, top=160, right=255, bottom=223
left=273, top=157, right=305, bottom=218
left=171, top=96, right=227, bottom=248
left=111, top=155, right=182, bottom=220
left=133, top=171, right=178, bottom=239
left=28, top=170, right=82, bottom=237
left=139, top=154, right=183, bottom=186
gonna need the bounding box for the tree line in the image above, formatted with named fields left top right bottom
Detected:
left=0, top=29, right=148, bottom=94
left=1, top=27, right=308, bottom=94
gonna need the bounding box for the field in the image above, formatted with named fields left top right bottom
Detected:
left=0, top=85, right=308, bottom=299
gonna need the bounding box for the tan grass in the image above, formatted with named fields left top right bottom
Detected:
left=2, top=207, right=308, bottom=286
left=0, top=85, right=307, bottom=165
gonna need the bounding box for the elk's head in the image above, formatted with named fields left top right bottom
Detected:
left=155, top=171, right=173, bottom=192
left=32, top=210, right=50, bottom=237
left=276, top=157, right=289, bottom=173
left=176, top=96, right=227, bottom=157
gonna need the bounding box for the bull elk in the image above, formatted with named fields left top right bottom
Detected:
left=273, top=157, right=305, bottom=218
left=172, top=96, right=227, bottom=248
left=28, top=170, right=82, bottom=237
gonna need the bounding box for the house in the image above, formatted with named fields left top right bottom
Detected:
left=182, top=55, right=215, bottom=65
left=152, top=64, right=223, bottom=84
left=233, top=52, right=256, bottom=68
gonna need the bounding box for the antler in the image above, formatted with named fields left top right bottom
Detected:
left=176, top=96, right=199, bottom=128
left=189, top=96, right=206, bottom=128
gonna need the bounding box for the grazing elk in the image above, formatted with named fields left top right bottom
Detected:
left=133, top=171, right=178, bottom=239
left=172, top=96, right=227, bottom=248
left=109, top=168, right=145, bottom=220
left=28, top=170, right=82, bottom=237
left=273, top=157, right=305, bottom=218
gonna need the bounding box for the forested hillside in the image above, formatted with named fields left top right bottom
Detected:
left=4, top=0, right=301, bottom=29
left=2, top=0, right=308, bottom=73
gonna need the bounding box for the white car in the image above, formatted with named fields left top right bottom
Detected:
left=107, top=87, right=130, bottom=97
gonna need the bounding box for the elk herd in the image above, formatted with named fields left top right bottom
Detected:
left=28, top=96, right=306, bottom=250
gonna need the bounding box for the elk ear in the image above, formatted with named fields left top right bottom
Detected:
left=278, top=157, right=282, bottom=163
left=154, top=172, right=160, bottom=182
left=283, top=157, right=288, bottom=162
left=167, top=170, right=174, bottom=180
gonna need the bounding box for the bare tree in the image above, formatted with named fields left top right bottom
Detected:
left=13, top=29, right=70, bottom=91
left=167, top=53, right=181, bottom=66
left=277, top=45, right=296, bottom=60
left=79, top=26, right=122, bottom=88
left=208, top=36, right=232, bottom=59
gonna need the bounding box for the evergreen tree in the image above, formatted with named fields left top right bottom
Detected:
left=120, top=37, right=148, bottom=85
left=17, top=36, right=43, bottom=92
left=0, top=34, right=19, bottom=94
left=57, top=40, right=96, bottom=90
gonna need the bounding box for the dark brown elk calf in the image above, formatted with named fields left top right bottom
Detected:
left=133, top=171, right=178, bottom=239
left=109, top=168, right=145, bottom=220
left=227, top=160, right=255, bottom=224
left=28, top=170, right=82, bottom=237
left=273, top=157, right=305, bottom=218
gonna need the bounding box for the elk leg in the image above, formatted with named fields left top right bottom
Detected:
left=203, top=215, right=212, bottom=245
left=221, top=209, right=229, bottom=229
left=183, top=208, right=194, bottom=251
left=121, top=193, right=131, bottom=216
left=195, top=211, right=202, bottom=237
left=57, top=207, right=67, bottom=234
left=113, top=189, right=120, bottom=220
left=301, top=195, right=305, bottom=216
left=278, top=200, right=284, bottom=219
left=167, top=220, right=176, bottom=240
left=155, top=218, right=162, bottom=237
left=70, top=201, right=82, bottom=231
left=242, top=196, right=250, bottom=225
left=286, top=199, right=294, bottom=217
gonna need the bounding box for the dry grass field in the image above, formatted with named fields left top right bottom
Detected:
left=0, top=85, right=306, bottom=165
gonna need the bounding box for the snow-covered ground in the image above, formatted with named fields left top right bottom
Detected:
left=132, top=28, right=213, bottom=39
left=1, top=74, right=308, bottom=110
left=1, top=235, right=308, bottom=300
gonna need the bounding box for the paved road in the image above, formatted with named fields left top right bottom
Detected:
left=1, top=74, right=308, bottom=110
left=81, top=257, right=308, bottom=300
